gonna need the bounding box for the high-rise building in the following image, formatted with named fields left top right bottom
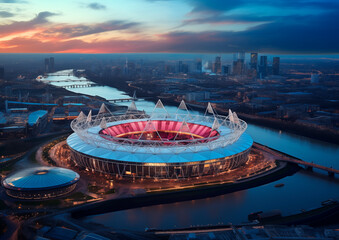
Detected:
left=250, top=53, right=258, bottom=70
left=49, top=57, right=55, bottom=73
left=214, top=56, right=221, bottom=74
left=44, top=58, right=50, bottom=73
left=232, top=53, right=245, bottom=75
left=260, top=56, right=267, bottom=68
left=238, top=52, right=245, bottom=61
left=0, top=65, right=4, bottom=79
left=272, top=57, right=280, bottom=75
left=123, top=59, right=129, bottom=75
left=182, top=63, right=189, bottom=73
left=196, top=59, right=202, bottom=73
left=222, top=65, right=231, bottom=75
left=233, top=60, right=244, bottom=75
left=178, top=61, right=183, bottom=73
left=258, top=56, right=268, bottom=78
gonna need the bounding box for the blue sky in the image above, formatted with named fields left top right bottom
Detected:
left=0, top=0, right=338, bottom=53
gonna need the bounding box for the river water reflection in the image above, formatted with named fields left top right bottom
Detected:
left=45, top=75, right=339, bottom=229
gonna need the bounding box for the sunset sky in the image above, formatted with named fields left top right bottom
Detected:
left=0, top=0, right=338, bottom=53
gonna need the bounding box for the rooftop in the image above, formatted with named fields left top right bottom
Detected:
left=28, top=110, right=48, bottom=126
left=3, top=167, right=79, bottom=190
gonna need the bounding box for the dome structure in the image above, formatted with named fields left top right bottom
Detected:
left=2, top=167, right=79, bottom=199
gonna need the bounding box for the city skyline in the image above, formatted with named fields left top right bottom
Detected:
left=0, top=0, right=338, bottom=53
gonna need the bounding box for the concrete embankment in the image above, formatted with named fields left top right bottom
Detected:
left=70, top=162, right=300, bottom=219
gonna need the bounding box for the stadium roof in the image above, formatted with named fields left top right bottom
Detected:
left=67, top=131, right=252, bottom=164
left=2, top=167, right=79, bottom=190
left=68, top=100, right=252, bottom=160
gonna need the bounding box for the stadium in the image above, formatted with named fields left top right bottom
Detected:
left=2, top=167, right=80, bottom=199
left=67, top=100, right=253, bottom=179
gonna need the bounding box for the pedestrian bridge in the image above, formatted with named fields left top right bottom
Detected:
left=253, top=143, right=338, bottom=177
left=277, top=158, right=338, bottom=177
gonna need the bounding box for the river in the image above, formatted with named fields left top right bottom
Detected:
left=44, top=71, right=339, bottom=230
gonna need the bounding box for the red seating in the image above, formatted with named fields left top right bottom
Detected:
left=99, top=120, right=220, bottom=144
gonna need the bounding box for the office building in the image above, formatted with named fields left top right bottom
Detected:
left=214, top=56, right=221, bottom=74
left=273, top=57, right=280, bottom=75
left=49, top=57, right=55, bottom=73
left=196, top=59, right=202, bottom=73
left=0, top=65, right=4, bottom=79
left=250, top=53, right=258, bottom=70
left=44, top=58, right=50, bottom=73
left=258, top=56, right=268, bottom=78
left=222, top=65, right=231, bottom=75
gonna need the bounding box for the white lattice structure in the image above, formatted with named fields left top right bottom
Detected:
left=67, top=100, right=253, bottom=179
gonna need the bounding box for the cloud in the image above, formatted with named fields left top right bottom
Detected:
left=0, top=36, right=157, bottom=53
left=0, top=0, right=26, bottom=3
left=186, top=0, right=339, bottom=14
left=0, top=11, right=15, bottom=18
left=187, top=0, right=245, bottom=14
left=1, top=10, right=338, bottom=54
left=0, top=2, right=338, bottom=54
left=181, top=14, right=272, bottom=26
left=154, top=11, right=339, bottom=54
left=0, top=11, right=57, bottom=37
left=87, top=2, right=106, bottom=10
left=37, top=20, right=141, bottom=39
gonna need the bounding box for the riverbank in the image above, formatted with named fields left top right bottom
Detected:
left=86, top=74, right=339, bottom=145
left=153, top=96, right=339, bottom=145
left=70, top=160, right=300, bottom=218
left=145, top=201, right=339, bottom=233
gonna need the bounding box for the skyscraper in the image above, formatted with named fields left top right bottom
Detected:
left=232, top=53, right=245, bottom=75
left=273, top=57, right=280, bottom=75
left=214, top=56, right=221, bottom=74
left=237, top=52, right=245, bottom=61
left=178, top=61, right=183, bottom=73
left=44, top=58, right=50, bottom=73
left=181, top=63, right=189, bottom=73
left=123, top=59, right=129, bottom=75
left=0, top=65, right=4, bottom=79
left=250, top=53, right=258, bottom=70
left=258, top=56, right=268, bottom=78
left=222, top=65, right=231, bottom=75
left=196, top=59, right=202, bottom=73
left=49, top=57, right=55, bottom=73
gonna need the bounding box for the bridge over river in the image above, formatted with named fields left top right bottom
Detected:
left=277, top=158, right=339, bottom=177
left=107, top=91, right=138, bottom=103
left=253, top=143, right=338, bottom=177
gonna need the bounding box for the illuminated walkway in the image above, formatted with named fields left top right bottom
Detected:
left=277, top=158, right=339, bottom=176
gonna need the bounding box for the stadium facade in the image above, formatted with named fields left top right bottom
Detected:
left=2, top=167, right=79, bottom=199
left=67, top=100, right=253, bottom=179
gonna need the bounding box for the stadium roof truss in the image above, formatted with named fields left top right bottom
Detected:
left=70, top=100, right=247, bottom=155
